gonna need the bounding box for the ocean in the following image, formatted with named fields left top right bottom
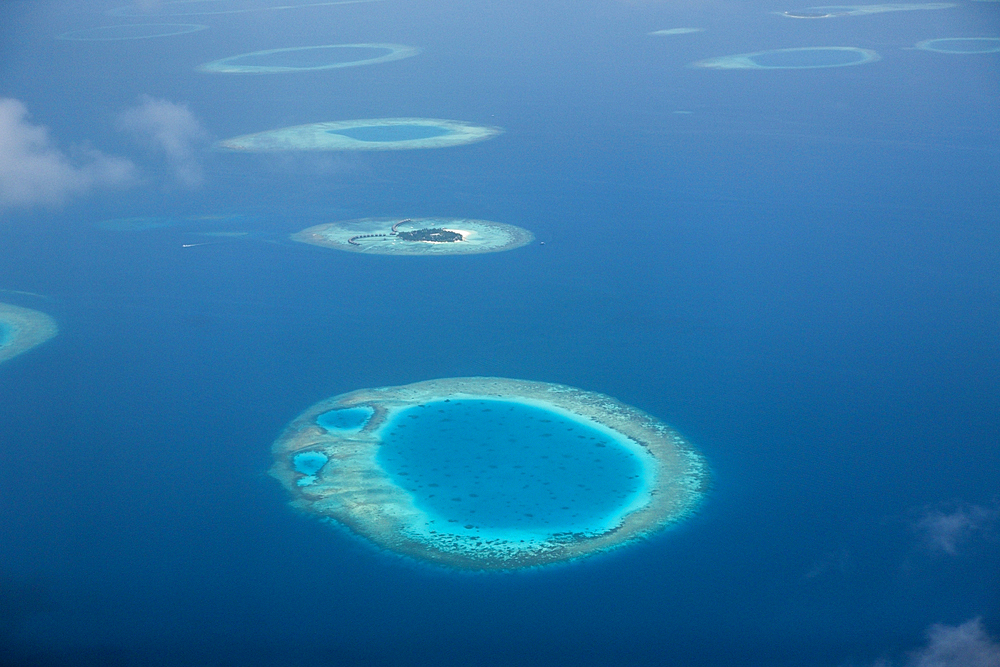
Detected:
left=1, top=0, right=998, bottom=665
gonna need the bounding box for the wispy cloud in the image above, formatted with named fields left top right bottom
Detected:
left=0, top=98, right=136, bottom=209
left=118, top=96, right=209, bottom=187
left=916, top=503, right=996, bottom=556
left=907, top=618, right=1000, bottom=667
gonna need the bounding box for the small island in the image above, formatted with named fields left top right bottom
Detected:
left=396, top=228, right=462, bottom=242
left=292, top=217, right=534, bottom=256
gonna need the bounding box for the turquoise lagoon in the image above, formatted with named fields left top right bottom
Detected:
left=327, top=124, right=452, bottom=142
left=376, top=399, right=646, bottom=534
left=292, top=451, right=329, bottom=487
left=316, top=406, right=373, bottom=432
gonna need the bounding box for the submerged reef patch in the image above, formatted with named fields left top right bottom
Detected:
left=291, top=217, right=533, bottom=255
left=270, top=377, right=710, bottom=571
left=778, top=3, right=954, bottom=17
left=57, top=24, right=208, bottom=40
left=915, top=37, right=1000, bottom=53
left=217, top=118, right=501, bottom=151
left=648, top=28, right=704, bottom=36
left=198, top=43, right=420, bottom=73
left=691, top=46, right=879, bottom=69
left=0, top=303, right=58, bottom=364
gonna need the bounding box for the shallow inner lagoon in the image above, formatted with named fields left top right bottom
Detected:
left=377, top=399, right=646, bottom=533
left=270, top=377, right=710, bottom=570
left=328, top=124, right=452, bottom=142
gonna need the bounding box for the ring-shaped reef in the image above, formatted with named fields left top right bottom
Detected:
left=109, top=0, right=377, bottom=16
left=778, top=3, right=954, bottom=17
left=56, top=23, right=208, bottom=40
left=270, top=377, right=710, bottom=571
left=292, top=217, right=534, bottom=255
left=691, top=46, right=879, bottom=69
left=915, top=37, right=1000, bottom=53
left=217, top=118, right=502, bottom=152
left=198, top=43, right=419, bottom=73
left=0, top=303, right=57, bottom=364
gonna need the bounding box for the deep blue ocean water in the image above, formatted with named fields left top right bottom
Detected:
left=1, top=0, right=998, bottom=665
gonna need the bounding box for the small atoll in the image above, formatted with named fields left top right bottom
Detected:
left=197, top=43, right=420, bottom=74
left=777, top=2, right=954, bottom=18
left=292, top=217, right=533, bottom=255
left=270, top=377, right=710, bottom=571
left=217, top=118, right=502, bottom=152
left=0, top=303, right=58, bottom=364
left=691, top=46, right=880, bottom=69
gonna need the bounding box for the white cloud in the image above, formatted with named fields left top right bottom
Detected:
left=0, top=98, right=136, bottom=209
left=907, top=618, right=1000, bottom=667
left=118, top=96, right=209, bottom=187
left=916, top=504, right=996, bottom=556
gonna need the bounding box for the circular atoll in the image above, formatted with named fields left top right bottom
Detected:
left=915, top=37, right=1000, bottom=53
left=691, top=46, right=880, bottom=69
left=197, top=43, right=420, bottom=73
left=217, top=118, right=502, bottom=152
left=109, top=0, right=377, bottom=17
left=0, top=303, right=58, bottom=364
left=56, top=23, right=208, bottom=40
left=778, top=3, right=954, bottom=17
left=292, top=217, right=534, bottom=255
left=270, top=377, right=710, bottom=571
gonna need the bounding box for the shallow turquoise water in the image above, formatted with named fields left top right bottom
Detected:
left=328, top=125, right=452, bottom=142
left=292, top=451, right=329, bottom=486
left=292, top=451, right=329, bottom=475
left=0, top=322, right=10, bottom=348
left=376, top=399, right=644, bottom=532
left=316, top=406, right=372, bottom=432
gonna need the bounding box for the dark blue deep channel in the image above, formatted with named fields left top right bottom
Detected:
left=376, top=399, right=644, bottom=532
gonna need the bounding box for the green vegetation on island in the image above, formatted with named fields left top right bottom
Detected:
left=397, top=228, right=463, bottom=242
